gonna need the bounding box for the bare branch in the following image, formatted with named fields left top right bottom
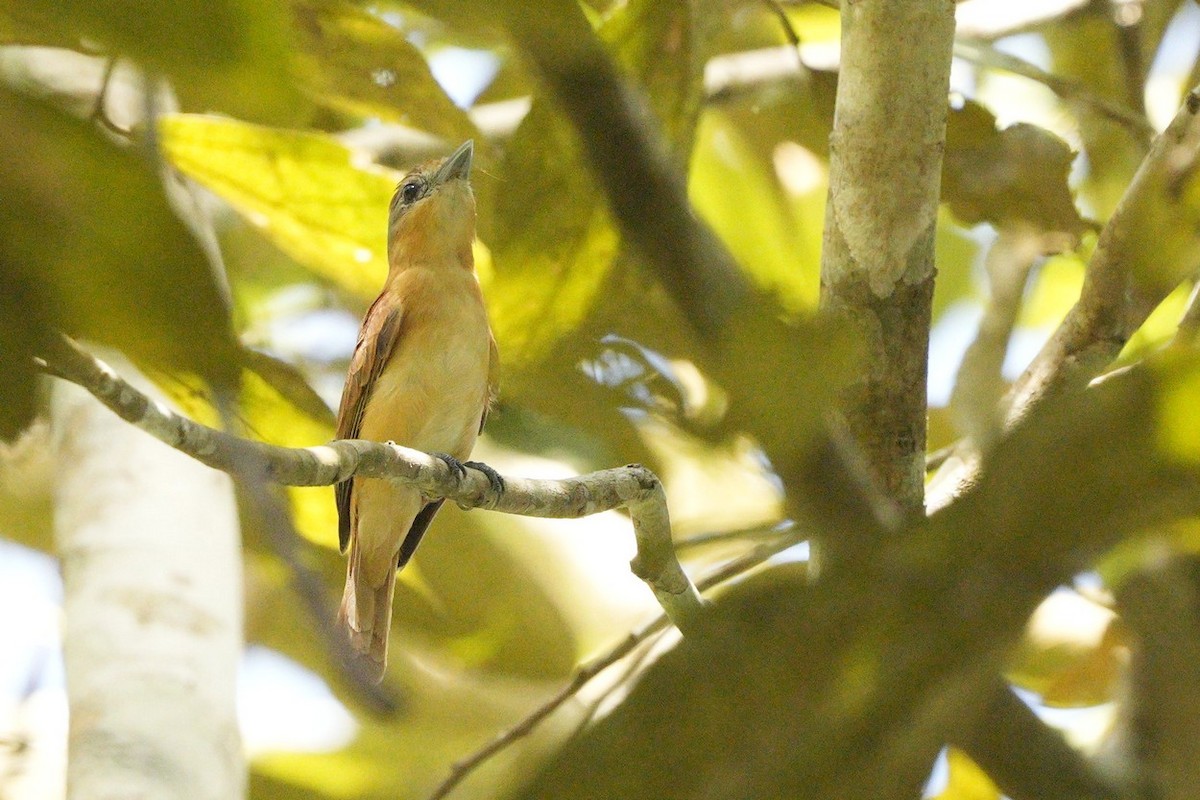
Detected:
left=1005, top=87, right=1200, bottom=422
left=949, top=226, right=1046, bottom=449
left=952, top=39, right=1154, bottom=142
left=36, top=334, right=706, bottom=635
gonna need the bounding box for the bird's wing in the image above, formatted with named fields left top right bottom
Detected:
left=479, top=332, right=499, bottom=434
left=335, top=295, right=404, bottom=553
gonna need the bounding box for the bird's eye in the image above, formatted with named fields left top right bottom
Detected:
left=400, top=180, right=423, bottom=205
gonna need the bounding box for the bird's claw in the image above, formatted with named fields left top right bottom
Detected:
left=433, top=454, right=505, bottom=494
left=433, top=452, right=468, bottom=480
left=464, top=461, right=506, bottom=494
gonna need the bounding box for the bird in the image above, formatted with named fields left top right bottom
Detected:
left=335, top=140, right=499, bottom=682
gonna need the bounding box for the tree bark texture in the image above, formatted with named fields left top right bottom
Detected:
left=820, top=0, right=955, bottom=511
left=52, top=366, right=244, bottom=800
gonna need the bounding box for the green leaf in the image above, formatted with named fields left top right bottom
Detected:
left=488, top=0, right=713, bottom=370
left=290, top=0, right=478, bottom=141
left=159, top=113, right=394, bottom=299
left=932, top=210, right=983, bottom=323
left=601, top=0, right=710, bottom=158
left=487, top=101, right=617, bottom=370
left=1154, top=350, right=1200, bottom=464
left=1018, top=248, right=1087, bottom=328
left=929, top=749, right=1002, bottom=800
left=0, top=88, right=239, bottom=428
left=689, top=110, right=821, bottom=313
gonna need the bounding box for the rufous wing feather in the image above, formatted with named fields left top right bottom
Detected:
left=334, top=295, right=403, bottom=679
left=335, top=298, right=403, bottom=553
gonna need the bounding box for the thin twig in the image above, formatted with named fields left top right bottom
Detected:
left=760, top=0, right=808, bottom=76
left=570, top=629, right=669, bottom=736
left=424, top=533, right=806, bottom=800
left=953, top=39, right=1154, bottom=142
left=949, top=226, right=1046, bottom=449
left=1112, top=12, right=1146, bottom=119
left=425, top=631, right=658, bottom=800
left=673, top=519, right=795, bottom=551
left=1008, top=85, right=1200, bottom=414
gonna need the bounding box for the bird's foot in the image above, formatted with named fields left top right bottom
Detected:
left=432, top=452, right=468, bottom=480
left=464, top=461, right=506, bottom=494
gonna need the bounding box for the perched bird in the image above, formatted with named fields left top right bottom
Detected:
left=335, top=140, right=498, bottom=682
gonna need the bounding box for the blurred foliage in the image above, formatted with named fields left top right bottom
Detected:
left=4, top=0, right=1200, bottom=798
left=518, top=352, right=1200, bottom=799
left=291, top=0, right=479, bottom=141
left=0, top=87, right=240, bottom=439
left=1, top=0, right=303, bottom=123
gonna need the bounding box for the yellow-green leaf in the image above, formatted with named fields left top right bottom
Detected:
left=928, top=749, right=1002, bottom=800
left=689, top=110, right=821, bottom=313
left=160, top=113, right=394, bottom=299
left=488, top=101, right=617, bottom=369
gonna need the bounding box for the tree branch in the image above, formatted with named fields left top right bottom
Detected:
left=494, top=1, right=752, bottom=342
left=952, top=39, right=1153, bottom=143
left=948, top=225, right=1046, bottom=450
left=36, top=334, right=706, bottom=636
left=818, top=0, right=955, bottom=511
left=1115, top=556, right=1200, bottom=800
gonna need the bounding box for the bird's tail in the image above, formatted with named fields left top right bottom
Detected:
left=337, top=537, right=396, bottom=684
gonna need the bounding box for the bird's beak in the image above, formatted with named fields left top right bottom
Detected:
left=431, top=140, right=473, bottom=186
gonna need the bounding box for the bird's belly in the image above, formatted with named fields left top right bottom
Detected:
left=358, top=318, right=489, bottom=458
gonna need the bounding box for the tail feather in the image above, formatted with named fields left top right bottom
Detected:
left=337, top=537, right=396, bottom=684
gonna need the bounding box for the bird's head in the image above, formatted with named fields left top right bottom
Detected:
left=387, top=139, right=476, bottom=269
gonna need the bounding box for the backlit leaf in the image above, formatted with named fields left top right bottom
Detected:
left=689, top=110, right=821, bottom=313
left=943, top=100, right=1087, bottom=239
left=929, top=749, right=1002, bottom=800
left=488, top=0, right=713, bottom=372
left=159, top=113, right=394, bottom=299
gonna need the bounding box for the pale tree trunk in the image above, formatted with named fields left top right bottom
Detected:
left=51, top=362, right=244, bottom=800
